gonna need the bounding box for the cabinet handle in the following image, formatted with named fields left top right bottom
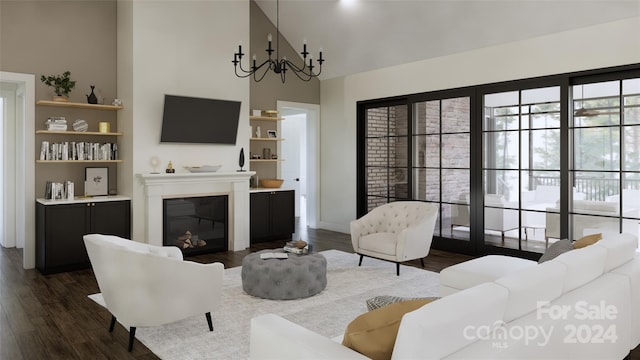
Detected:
left=92, top=203, right=96, bottom=207
left=87, top=203, right=91, bottom=207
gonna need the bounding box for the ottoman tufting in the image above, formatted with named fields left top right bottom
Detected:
left=241, top=249, right=327, bottom=300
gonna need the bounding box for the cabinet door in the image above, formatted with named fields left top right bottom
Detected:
left=250, top=193, right=271, bottom=240
left=270, top=190, right=295, bottom=236
left=44, top=203, right=90, bottom=268
left=90, top=200, right=131, bottom=238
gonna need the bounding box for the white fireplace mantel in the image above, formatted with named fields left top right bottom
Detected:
left=137, top=171, right=255, bottom=251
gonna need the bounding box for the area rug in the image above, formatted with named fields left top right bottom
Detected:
left=135, top=250, right=440, bottom=359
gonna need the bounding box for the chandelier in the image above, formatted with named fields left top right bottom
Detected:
left=232, top=0, right=324, bottom=83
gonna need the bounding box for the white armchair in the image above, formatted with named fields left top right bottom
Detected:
left=350, top=201, right=438, bottom=276
left=484, top=194, right=520, bottom=242
left=83, top=234, right=224, bottom=352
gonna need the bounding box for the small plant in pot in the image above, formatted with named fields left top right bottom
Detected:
left=40, top=71, right=76, bottom=102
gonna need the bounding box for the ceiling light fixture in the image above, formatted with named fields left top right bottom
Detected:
left=232, top=0, right=324, bottom=83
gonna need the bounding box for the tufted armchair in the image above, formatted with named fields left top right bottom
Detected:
left=83, top=234, right=224, bottom=352
left=350, top=201, right=438, bottom=275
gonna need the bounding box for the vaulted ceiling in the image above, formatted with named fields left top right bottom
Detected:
left=254, top=0, right=640, bottom=80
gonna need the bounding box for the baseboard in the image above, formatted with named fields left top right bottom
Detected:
left=317, top=221, right=349, bottom=234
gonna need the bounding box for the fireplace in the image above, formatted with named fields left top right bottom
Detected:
left=163, top=195, right=228, bottom=255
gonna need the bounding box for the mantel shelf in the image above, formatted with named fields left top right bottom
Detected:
left=36, top=130, right=123, bottom=136
left=249, top=116, right=282, bottom=121
left=37, top=100, right=123, bottom=110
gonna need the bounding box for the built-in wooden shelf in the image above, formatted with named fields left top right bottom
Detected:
left=250, top=137, right=284, bottom=141
left=249, top=159, right=284, bottom=163
left=36, top=130, right=123, bottom=136
left=249, top=116, right=282, bottom=121
left=36, top=160, right=123, bottom=164
left=36, top=100, right=123, bottom=110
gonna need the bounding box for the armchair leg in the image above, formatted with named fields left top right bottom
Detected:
left=396, top=263, right=400, bottom=276
left=420, top=258, right=425, bottom=268
left=109, top=315, right=116, bottom=333
left=206, top=312, right=213, bottom=331
left=128, top=327, right=136, bottom=352
left=358, top=254, right=363, bottom=267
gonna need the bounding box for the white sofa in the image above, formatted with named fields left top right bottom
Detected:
left=250, top=233, right=640, bottom=359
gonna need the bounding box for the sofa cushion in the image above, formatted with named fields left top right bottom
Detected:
left=393, top=282, right=508, bottom=359
left=342, top=299, right=434, bottom=360
left=494, top=260, right=566, bottom=322
left=573, top=233, right=602, bottom=249
left=538, top=238, right=573, bottom=263
left=359, top=233, right=397, bottom=256
left=593, top=233, right=638, bottom=271
left=552, top=244, right=607, bottom=292
left=440, top=255, right=536, bottom=293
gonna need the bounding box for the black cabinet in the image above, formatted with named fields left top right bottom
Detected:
left=36, top=199, right=131, bottom=274
left=250, top=190, right=295, bottom=243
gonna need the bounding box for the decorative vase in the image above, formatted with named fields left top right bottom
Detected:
left=86, top=85, right=98, bottom=104
left=52, top=95, right=68, bottom=102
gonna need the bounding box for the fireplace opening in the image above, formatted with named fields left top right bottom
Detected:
left=163, top=195, right=228, bottom=255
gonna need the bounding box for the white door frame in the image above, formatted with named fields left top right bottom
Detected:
left=277, top=101, right=320, bottom=228
left=0, top=71, right=36, bottom=269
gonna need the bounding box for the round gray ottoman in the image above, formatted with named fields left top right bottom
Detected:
left=241, top=249, right=327, bottom=300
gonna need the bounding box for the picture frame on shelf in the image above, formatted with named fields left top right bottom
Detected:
left=85, top=167, right=109, bottom=196
left=267, top=130, right=277, bottom=138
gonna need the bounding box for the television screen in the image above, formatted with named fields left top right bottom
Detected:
left=160, top=94, right=241, bottom=144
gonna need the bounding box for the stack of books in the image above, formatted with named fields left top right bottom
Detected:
left=45, top=117, right=67, bottom=131
left=283, top=242, right=305, bottom=254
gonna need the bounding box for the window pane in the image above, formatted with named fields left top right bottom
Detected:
left=573, top=171, right=620, bottom=202
left=484, top=91, right=519, bottom=131
left=442, top=97, right=470, bottom=133
left=624, top=125, right=640, bottom=171
left=527, top=129, right=561, bottom=170
left=366, top=137, right=387, bottom=166
left=414, top=101, right=440, bottom=135
left=442, top=169, right=469, bottom=204
left=367, top=107, right=388, bottom=137
left=445, top=203, right=470, bottom=240
left=573, top=82, right=621, bottom=127
left=391, top=105, right=408, bottom=136
left=484, top=131, right=519, bottom=169
left=484, top=170, right=519, bottom=203
left=390, top=136, right=408, bottom=167
left=573, top=127, right=620, bottom=171
left=442, top=133, right=470, bottom=168
left=413, top=168, right=439, bottom=201
left=624, top=78, right=640, bottom=125
left=367, top=167, right=388, bottom=198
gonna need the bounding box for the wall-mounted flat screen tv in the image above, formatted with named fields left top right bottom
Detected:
left=160, top=94, right=241, bottom=144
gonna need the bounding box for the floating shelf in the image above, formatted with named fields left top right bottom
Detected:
left=36, top=130, right=123, bottom=136
left=36, top=160, right=123, bottom=164
left=249, top=159, right=284, bottom=163
left=249, top=116, right=282, bottom=121
left=250, top=137, right=284, bottom=141
left=37, top=100, right=123, bottom=110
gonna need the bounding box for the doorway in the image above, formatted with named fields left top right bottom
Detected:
left=0, top=71, right=36, bottom=269
left=277, top=101, right=320, bottom=230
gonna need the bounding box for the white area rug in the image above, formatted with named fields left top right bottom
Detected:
left=135, top=250, right=440, bottom=359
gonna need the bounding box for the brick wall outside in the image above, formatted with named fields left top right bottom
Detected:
left=365, top=98, right=470, bottom=218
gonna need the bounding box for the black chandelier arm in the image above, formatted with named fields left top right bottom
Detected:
left=281, top=59, right=322, bottom=81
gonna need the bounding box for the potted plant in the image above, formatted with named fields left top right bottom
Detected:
left=40, top=71, right=76, bottom=102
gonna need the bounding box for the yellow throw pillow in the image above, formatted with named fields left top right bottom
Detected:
left=574, top=233, right=602, bottom=249
left=342, top=299, right=435, bottom=360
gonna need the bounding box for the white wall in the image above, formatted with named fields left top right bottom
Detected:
left=118, top=0, right=250, bottom=242
left=319, top=17, right=640, bottom=233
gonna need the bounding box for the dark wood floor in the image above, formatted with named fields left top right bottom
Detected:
left=1, top=225, right=638, bottom=359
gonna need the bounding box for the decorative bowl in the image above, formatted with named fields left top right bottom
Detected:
left=184, top=165, right=221, bottom=173
left=260, top=179, right=284, bottom=188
